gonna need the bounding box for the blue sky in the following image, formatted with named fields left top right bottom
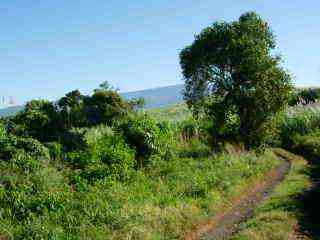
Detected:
left=1, top=0, right=319, bottom=105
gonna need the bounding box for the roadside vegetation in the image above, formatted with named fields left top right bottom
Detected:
left=1, top=11, right=320, bottom=240
left=231, top=149, right=311, bottom=240
left=232, top=106, right=320, bottom=239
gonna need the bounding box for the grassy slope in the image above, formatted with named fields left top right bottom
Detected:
left=147, top=103, right=191, bottom=122
left=230, top=150, right=311, bottom=240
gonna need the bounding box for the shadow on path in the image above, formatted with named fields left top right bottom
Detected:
left=294, top=152, right=320, bottom=240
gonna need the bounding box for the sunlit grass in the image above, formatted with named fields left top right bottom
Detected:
left=231, top=149, right=311, bottom=240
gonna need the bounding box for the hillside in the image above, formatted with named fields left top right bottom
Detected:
left=0, top=105, right=24, bottom=117
left=121, top=84, right=184, bottom=109
left=147, top=103, right=191, bottom=122
left=0, top=84, right=184, bottom=117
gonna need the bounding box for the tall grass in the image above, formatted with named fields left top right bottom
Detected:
left=0, top=148, right=279, bottom=239
left=231, top=149, right=311, bottom=240
left=278, top=106, right=320, bottom=147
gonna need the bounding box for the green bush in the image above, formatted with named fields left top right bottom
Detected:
left=83, top=124, right=114, bottom=147
left=93, top=134, right=135, bottom=180
left=65, top=150, right=97, bottom=169
left=59, top=128, right=88, bottom=151
left=65, top=130, right=135, bottom=183
left=291, top=130, right=320, bottom=162
left=0, top=134, right=49, bottom=161
left=0, top=122, right=6, bottom=139
left=116, top=114, right=172, bottom=167
left=288, top=88, right=320, bottom=106
left=12, top=149, right=41, bottom=173
left=45, top=142, right=63, bottom=161
left=15, top=137, right=49, bottom=159
left=278, top=107, right=320, bottom=148
left=176, top=118, right=199, bottom=141
left=177, top=139, right=212, bottom=158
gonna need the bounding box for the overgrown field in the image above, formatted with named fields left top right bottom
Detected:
left=0, top=122, right=280, bottom=239
left=0, top=82, right=286, bottom=240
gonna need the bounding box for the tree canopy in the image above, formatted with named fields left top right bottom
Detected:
left=9, top=82, right=132, bottom=143
left=180, top=12, right=292, bottom=147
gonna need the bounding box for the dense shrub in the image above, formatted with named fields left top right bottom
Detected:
left=116, top=114, right=172, bottom=167
left=92, top=134, right=135, bottom=180
left=11, top=149, right=42, bottom=173
left=0, top=130, right=49, bottom=161
left=278, top=107, right=320, bottom=148
left=66, top=129, right=135, bottom=182
left=83, top=124, right=114, bottom=146
left=65, top=150, right=97, bottom=169
left=288, top=88, right=320, bottom=106
left=14, top=137, right=49, bottom=159
left=177, top=139, right=212, bottom=158
left=176, top=118, right=199, bottom=142
left=84, top=89, right=130, bottom=126
left=45, top=142, right=62, bottom=161
left=0, top=114, right=282, bottom=239
left=10, top=100, right=60, bottom=142
left=0, top=122, right=6, bottom=139
left=203, top=113, right=241, bottom=149
left=291, top=130, right=320, bottom=162
left=59, top=128, right=88, bottom=151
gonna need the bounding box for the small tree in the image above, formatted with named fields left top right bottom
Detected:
left=128, top=97, right=145, bottom=111
left=180, top=12, right=292, bottom=148
left=58, top=90, right=86, bottom=128
left=11, top=100, right=60, bottom=142
left=84, top=89, right=130, bottom=126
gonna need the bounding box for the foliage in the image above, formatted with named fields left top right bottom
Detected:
left=147, top=103, right=192, bottom=122
left=231, top=149, right=311, bottom=240
left=116, top=114, right=173, bottom=167
left=291, top=130, right=320, bottom=162
left=65, top=128, right=135, bottom=183
left=0, top=122, right=6, bottom=139
left=180, top=12, right=292, bottom=148
left=59, top=127, right=88, bottom=151
left=128, top=97, right=146, bottom=111
left=278, top=107, right=320, bottom=148
left=9, top=83, right=132, bottom=144
left=45, top=142, right=62, bottom=161
left=0, top=145, right=278, bottom=239
left=288, top=88, right=320, bottom=106
left=84, top=89, right=130, bottom=126
left=176, top=139, right=212, bottom=158
left=57, top=89, right=86, bottom=128
left=10, top=100, right=60, bottom=142
left=0, top=124, right=49, bottom=161
left=176, top=117, right=200, bottom=141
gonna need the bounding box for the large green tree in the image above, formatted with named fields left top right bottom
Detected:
left=180, top=12, right=292, bottom=148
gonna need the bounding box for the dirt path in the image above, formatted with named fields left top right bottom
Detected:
left=184, top=157, right=291, bottom=240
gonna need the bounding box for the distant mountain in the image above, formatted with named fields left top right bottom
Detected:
left=122, top=84, right=184, bottom=109
left=0, top=84, right=185, bottom=117
left=0, top=105, right=24, bottom=117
